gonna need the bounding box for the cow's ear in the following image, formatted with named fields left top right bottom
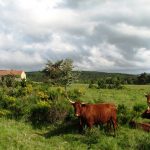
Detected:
left=145, top=94, right=148, bottom=97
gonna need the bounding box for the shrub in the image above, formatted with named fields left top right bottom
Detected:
left=98, top=79, right=106, bottom=89
left=26, top=84, right=33, bottom=94
left=0, top=109, right=11, bottom=117
left=117, top=104, right=132, bottom=125
left=56, top=87, right=65, bottom=95
left=68, top=87, right=85, bottom=99
left=0, top=95, right=16, bottom=109
left=21, top=79, right=26, bottom=87
left=37, top=91, right=49, bottom=101
left=133, top=103, right=146, bottom=113
left=29, top=101, right=67, bottom=126
left=47, top=89, right=59, bottom=101
left=29, top=101, right=51, bottom=126
left=89, top=83, right=97, bottom=89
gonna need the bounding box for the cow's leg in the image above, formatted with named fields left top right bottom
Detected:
left=106, top=120, right=112, bottom=132
left=78, top=118, right=83, bottom=133
left=111, top=118, right=117, bottom=137
left=87, top=121, right=94, bottom=129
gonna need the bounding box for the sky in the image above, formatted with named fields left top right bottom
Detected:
left=0, top=0, right=150, bottom=74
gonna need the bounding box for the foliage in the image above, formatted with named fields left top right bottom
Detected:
left=21, top=79, right=26, bottom=87
left=0, top=75, right=17, bottom=87
left=117, top=104, right=132, bottom=125
left=0, top=109, right=11, bottom=117
left=68, top=87, right=86, bottom=99
left=133, top=103, right=146, bottom=113
left=29, top=101, right=67, bottom=126
left=137, top=72, right=150, bottom=85
left=0, top=84, right=150, bottom=149
left=43, top=59, right=79, bottom=91
left=27, top=70, right=150, bottom=85
left=98, top=77, right=123, bottom=89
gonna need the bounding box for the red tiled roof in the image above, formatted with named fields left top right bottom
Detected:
left=0, top=70, right=24, bottom=76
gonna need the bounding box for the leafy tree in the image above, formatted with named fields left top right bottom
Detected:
left=97, top=79, right=106, bottom=89
left=137, top=72, right=148, bottom=84
left=43, top=58, right=79, bottom=92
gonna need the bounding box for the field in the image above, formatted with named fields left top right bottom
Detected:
left=0, top=84, right=150, bottom=150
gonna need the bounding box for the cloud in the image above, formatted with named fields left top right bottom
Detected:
left=0, top=0, right=150, bottom=73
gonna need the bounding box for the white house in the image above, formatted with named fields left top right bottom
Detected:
left=0, top=70, right=26, bottom=80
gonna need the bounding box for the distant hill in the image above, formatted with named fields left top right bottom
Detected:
left=78, top=71, right=137, bottom=83
left=26, top=71, right=137, bottom=83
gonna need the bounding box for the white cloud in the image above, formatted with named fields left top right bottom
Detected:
left=50, top=34, right=76, bottom=52
left=0, top=0, right=150, bottom=73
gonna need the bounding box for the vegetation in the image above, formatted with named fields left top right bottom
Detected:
left=27, top=71, right=150, bottom=85
left=0, top=82, right=150, bottom=149
left=42, top=59, right=79, bottom=91
left=0, top=59, right=150, bottom=149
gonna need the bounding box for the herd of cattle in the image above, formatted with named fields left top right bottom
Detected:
left=69, top=94, right=150, bottom=134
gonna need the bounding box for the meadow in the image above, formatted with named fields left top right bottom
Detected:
left=0, top=83, right=150, bottom=150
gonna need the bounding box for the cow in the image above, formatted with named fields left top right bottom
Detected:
left=129, top=120, right=150, bottom=132
left=69, top=100, right=117, bottom=135
left=141, top=109, right=150, bottom=119
left=145, top=94, right=150, bottom=111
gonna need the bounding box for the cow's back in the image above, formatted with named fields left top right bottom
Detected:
left=81, top=103, right=117, bottom=124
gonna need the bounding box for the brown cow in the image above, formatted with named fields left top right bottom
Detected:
left=141, top=109, right=150, bottom=119
left=70, top=100, right=117, bottom=135
left=129, top=120, right=150, bottom=132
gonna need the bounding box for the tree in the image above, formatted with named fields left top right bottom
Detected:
left=137, top=72, right=148, bottom=84
left=43, top=58, right=78, bottom=92
left=43, top=60, right=63, bottom=84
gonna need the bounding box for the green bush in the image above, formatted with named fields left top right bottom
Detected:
left=133, top=103, right=146, bottom=113
left=88, top=83, right=97, bottom=89
left=47, top=89, right=59, bottom=101
left=29, top=101, right=67, bottom=126
left=117, top=104, right=132, bottom=125
left=29, top=101, right=51, bottom=126
left=68, top=87, right=85, bottom=99
left=0, top=95, right=16, bottom=109
left=37, top=91, right=49, bottom=101
left=0, top=109, right=11, bottom=117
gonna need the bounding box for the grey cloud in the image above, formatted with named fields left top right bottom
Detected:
left=0, top=0, right=150, bottom=73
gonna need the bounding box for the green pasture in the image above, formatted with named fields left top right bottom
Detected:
left=0, top=84, right=150, bottom=150
left=71, top=84, right=149, bottom=106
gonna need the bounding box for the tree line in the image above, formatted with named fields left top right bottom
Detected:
left=26, top=59, right=150, bottom=85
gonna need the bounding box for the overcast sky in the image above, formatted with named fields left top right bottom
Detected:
left=0, top=0, right=150, bottom=74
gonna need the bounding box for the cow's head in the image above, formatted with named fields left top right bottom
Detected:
left=69, top=100, right=86, bottom=117
left=145, top=93, right=150, bottom=98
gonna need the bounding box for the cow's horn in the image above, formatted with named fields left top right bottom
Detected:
left=144, top=93, right=147, bottom=96
left=81, top=102, right=86, bottom=105
left=69, top=99, right=75, bottom=104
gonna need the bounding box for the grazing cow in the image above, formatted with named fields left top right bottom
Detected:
left=141, top=109, right=150, bottom=119
left=145, top=94, right=150, bottom=110
left=69, top=100, right=117, bottom=135
left=129, top=120, right=150, bottom=132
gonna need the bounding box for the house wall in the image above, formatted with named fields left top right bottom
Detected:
left=21, top=72, right=26, bottom=80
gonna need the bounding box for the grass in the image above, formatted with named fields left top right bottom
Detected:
left=0, top=118, right=150, bottom=150
left=0, top=84, right=150, bottom=150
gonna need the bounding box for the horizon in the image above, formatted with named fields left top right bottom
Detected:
left=26, top=69, right=147, bottom=75
left=0, top=0, right=150, bottom=74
